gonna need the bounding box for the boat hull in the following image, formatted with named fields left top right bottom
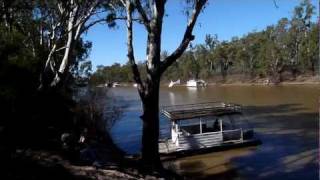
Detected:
left=159, top=138, right=261, bottom=157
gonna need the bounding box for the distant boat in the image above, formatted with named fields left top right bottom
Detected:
left=96, top=84, right=105, bottom=88
left=263, top=79, right=271, bottom=85
left=168, top=79, right=181, bottom=88
left=133, top=83, right=138, bottom=87
left=186, top=79, right=207, bottom=87
left=105, top=83, right=112, bottom=87
left=112, top=82, right=120, bottom=87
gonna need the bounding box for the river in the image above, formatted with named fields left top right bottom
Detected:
left=109, top=85, right=319, bottom=179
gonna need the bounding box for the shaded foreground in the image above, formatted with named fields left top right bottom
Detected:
left=0, top=141, right=181, bottom=180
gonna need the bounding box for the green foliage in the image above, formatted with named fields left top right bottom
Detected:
left=90, top=63, right=132, bottom=85
left=0, top=0, right=95, bottom=150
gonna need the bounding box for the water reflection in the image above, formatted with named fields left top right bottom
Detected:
left=109, top=85, right=320, bottom=179
left=168, top=92, right=175, bottom=105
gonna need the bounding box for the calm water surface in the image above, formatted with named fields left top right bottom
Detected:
left=109, top=85, right=320, bottom=179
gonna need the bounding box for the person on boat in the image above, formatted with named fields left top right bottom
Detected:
left=214, top=119, right=220, bottom=131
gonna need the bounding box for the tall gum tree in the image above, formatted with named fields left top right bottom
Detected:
left=119, top=0, right=208, bottom=169
left=38, top=0, right=112, bottom=90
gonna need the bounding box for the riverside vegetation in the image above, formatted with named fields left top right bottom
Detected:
left=0, top=0, right=178, bottom=179
left=91, top=0, right=319, bottom=85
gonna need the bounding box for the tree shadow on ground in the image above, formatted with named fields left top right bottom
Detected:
left=0, top=154, right=89, bottom=180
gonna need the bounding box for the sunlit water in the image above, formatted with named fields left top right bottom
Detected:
left=109, top=85, right=320, bottom=179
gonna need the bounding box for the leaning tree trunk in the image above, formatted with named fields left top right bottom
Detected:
left=122, top=0, right=208, bottom=171
left=140, top=23, right=163, bottom=168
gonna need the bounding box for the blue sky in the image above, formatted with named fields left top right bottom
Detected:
left=84, top=0, right=319, bottom=70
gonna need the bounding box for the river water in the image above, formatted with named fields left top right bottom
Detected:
left=109, top=85, right=320, bottom=179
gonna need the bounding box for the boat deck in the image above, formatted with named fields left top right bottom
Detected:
left=159, top=138, right=261, bottom=155
left=159, top=139, right=177, bottom=154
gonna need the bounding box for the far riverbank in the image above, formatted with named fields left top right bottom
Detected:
left=106, top=75, right=320, bottom=87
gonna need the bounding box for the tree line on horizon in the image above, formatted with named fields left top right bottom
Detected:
left=91, top=0, right=318, bottom=85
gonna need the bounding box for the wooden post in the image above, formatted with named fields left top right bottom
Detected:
left=175, top=120, right=180, bottom=146
left=175, top=121, right=178, bottom=132
left=171, top=121, right=176, bottom=141
left=220, top=119, right=223, bottom=141
left=240, top=128, right=243, bottom=142
left=200, top=118, right=202, bottom=134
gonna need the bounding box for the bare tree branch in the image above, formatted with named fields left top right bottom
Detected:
left=81, top=18, right=107, bottom=34
left=273, top=0, right=279, bottom=9
left=44, top=44, right=57, bottom=72
left=160, top=0, right=207, bottom=74
left=74, top=0, right=101, bottom=40
left=50, top=4, right=78, bottom=87
left=75, top=0, right=100, bottom=27
left=39, top=0, right=108, bottom=89
left=154, top=0, right=165, bottom=21
left=125, top=0, right=145, bottom=98
left=55, top=46, right=67, bottom=52
left=133, top=0, right=151, bottom=32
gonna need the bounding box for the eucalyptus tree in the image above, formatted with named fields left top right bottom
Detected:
left=193, top=34, right=219, bottom=79
left=38, top=0, right=112, bottom=90
left=244, top=32, right=263, bottom=78
left=287, top=0, right=314, bottom=77
left=265, top=18, right=290, bottom=82
left=183, top=50, right=200, bottom=79
left=193, top=44, right=209, bottom=79
left=118, top=0, right=208, bottom=168
left=204, top=34, right=219, bottom=72
left=303, top=23, right=319, bottom=75
left=212, top=41, right=236, bottom=81
left=161, top=51, right=181, bottom=81
left=0, top=0, right=34, bottom=31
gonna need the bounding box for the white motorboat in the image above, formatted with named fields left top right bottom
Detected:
left=168, top=79, right=181, bottom=88
left=186, top=79, right=207, bottom=87
left=112, top=82, right=120, bottom=87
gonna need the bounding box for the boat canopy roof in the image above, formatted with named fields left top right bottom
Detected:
left=161, top=102, right=242, bottom=121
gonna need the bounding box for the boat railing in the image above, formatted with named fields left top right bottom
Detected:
left=178, top=130, right=222, bottom=138
left=177, top=128, right=244, bottom=144
left=222, top=129, right=243, bottom=142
